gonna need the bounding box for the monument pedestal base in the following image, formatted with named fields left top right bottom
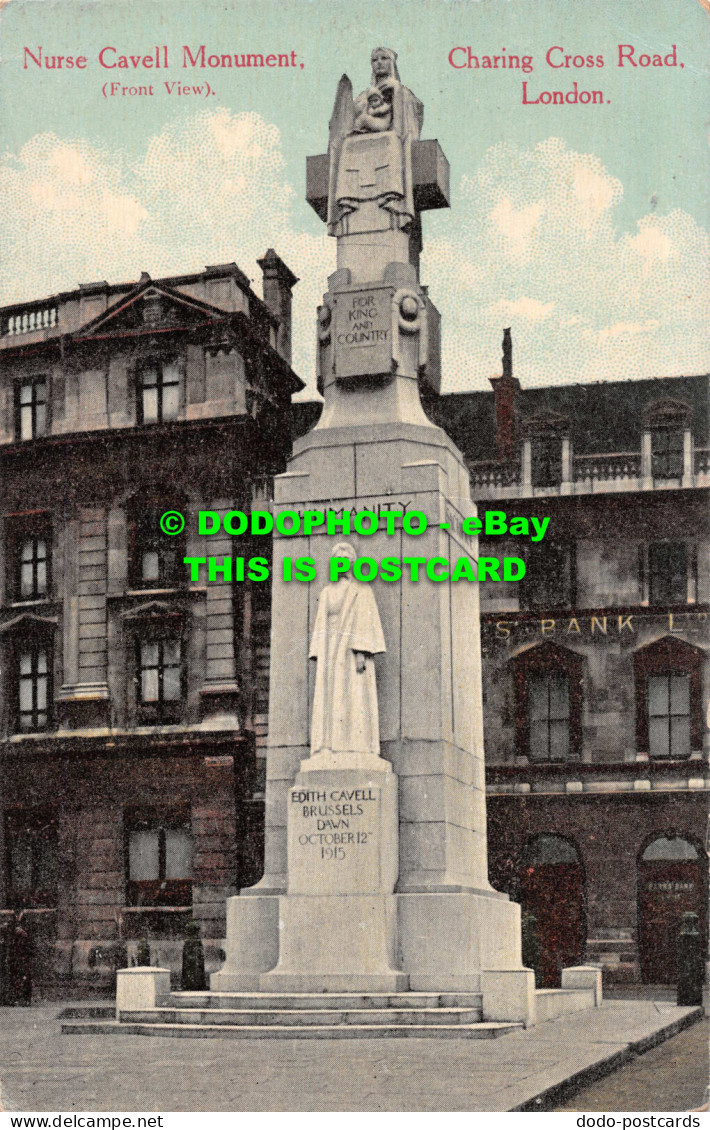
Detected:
left=260, top=894, right=407, bottom=993
left=260, top=754, right=404, bottom=992
left=212, top=888, right=534, bottom=1022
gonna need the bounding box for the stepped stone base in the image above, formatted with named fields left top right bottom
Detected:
left=212, top=889, right=535, bottom=1021
left=64, top=987, right=523, bottom=1040
left=62, top=1020, right=522, bottom=1040
left=62, top=976, right=601, bottom=1040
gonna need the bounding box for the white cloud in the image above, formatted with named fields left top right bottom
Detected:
left=488, top=296, right=555, bottom=322
left=0, top=113, right=332, bottom=390
left=423, top=138, right=709, bottom=389
left=489, top=197, right=544, bottom=257
left=626, top=220, right=675, bottom=262
left=572, top=162, right=618, bottom=225
left=0, top=125, right=707, bottom=395
left=598, top=320, right=659, bottom=343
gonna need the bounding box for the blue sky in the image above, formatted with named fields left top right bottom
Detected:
left=0, top=0, right=708, bottom=393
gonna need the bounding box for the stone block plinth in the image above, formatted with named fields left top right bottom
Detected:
left=115, top=967, right=171, bottom=1018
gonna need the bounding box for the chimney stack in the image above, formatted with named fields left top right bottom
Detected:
left=257, top=249, right=299, bottom=365
left=489, top=327, right=520, bottom=461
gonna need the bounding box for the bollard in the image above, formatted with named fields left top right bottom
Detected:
left=136, top=935, right=152, bottom=967
left=521, top=912, right=542, bottom=989
left=0, top=918, right=10, bottom=1006
left=8, top=915, right=32, bottom=1006
left=677, top=912, right=703, bottom=1007
left=181, top=920, right=207, bottom=991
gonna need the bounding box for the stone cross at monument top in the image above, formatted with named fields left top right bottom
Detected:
left=306, top=46, right=449, bottom=427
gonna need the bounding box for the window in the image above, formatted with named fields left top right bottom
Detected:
left=514, top=642, right=583, bottom=762
left=15, top=377, right=48, bottom=441
left=520, top=542, right=575, bottom=610
left=16, top=641, right=51, bottom=732
left=5, top=513, right=52, bottom=602
left=648, top=542, right=688, bottom=605
left=634, top=636, right=703, bottom=758
left=647, top=674, right=690, bottom=759
left=137, top=360, right=180, bottom=424
left=651, top=428, right=683, bottom=479
left=129, top=503, right=184, bottom=589
left=528, top=671, right=570, bottom=761
left=126, top=809, right=192, bottom=907
left=19, top=535, right=48, bottom=600
left=139, top=638, right=181, bottom=703
left=5, top=810, right=59, bottom=909
left=136, top=636, right=183, bottom=723
left=532, top=436, right=562, bottom=488
left=641, top=836, right=699, bottom=862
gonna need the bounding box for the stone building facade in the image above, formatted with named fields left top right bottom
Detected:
left=2, top=260, right=706, bottom=994
left=430, top=355, right=710, bottom=985
left=0, top=253, right=301, bottom=992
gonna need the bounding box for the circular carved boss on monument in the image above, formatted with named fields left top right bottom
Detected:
left=394, top=289, right=424, bottom=334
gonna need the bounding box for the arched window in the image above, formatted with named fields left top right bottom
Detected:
left=523, top=411, right=569, bottom=488
left=644, top=398, right=691, bottom=481
left=641, top=836, right=699, bottom=862
left=514, top=642, right=583, bottom=762
left=522, top=834, right=580, bottom=865
left=634, top=637, right=703, bottom=759
left=638, top=834, right=707, bottom=983
left=519, top=834, right=585, bottom=987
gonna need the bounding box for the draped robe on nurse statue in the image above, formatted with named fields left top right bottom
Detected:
left=309, top=544, right=386, bottom=757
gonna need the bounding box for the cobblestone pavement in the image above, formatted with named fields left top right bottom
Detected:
left=554, top=1018, right=709, bottom=1112
left=0, top=1001, right=703, bottom=1113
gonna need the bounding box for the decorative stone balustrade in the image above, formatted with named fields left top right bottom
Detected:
left=574, top=452, right=640, bottom=482
left=3, top=306, right=58, bottom=335
left=468, top=459, right=521, bottom=489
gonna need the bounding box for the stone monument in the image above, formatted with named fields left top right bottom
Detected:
left=213, top=47, right=535, bottom=1021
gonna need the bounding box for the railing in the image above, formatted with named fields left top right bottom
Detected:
left=3, top=307, right=58, bottom=336
left=574, top=452, right=640, bottom=482
left=694, top=448, right=709, bottom=474
left=468, top=459, right=521, bottom=489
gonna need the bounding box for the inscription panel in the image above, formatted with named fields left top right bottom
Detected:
left=288, top=785, right=381, bottom=895
left=286, top=769, right=398, bottom=896
left=333, top=286, right=392, bottom=379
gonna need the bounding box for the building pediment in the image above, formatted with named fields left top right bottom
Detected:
left=74, top=278, right=228, bottom=340
left=632, top=633, right=704, bottom=660
left=0, top=610, right=58, bottom=634
left=642, top=396, right=692, bottom=428
left=520, top=410, right=570, bottom=438
left=120, top=598, right=185, bottom=623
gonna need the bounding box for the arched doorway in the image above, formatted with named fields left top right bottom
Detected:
left=519, top=834, right=585, bottom=987
left=638, top=835, right=707, bottom=984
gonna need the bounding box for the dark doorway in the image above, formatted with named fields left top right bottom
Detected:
left=519, top=834, right=585, bottom=987
left=638, top=835, right=707, bottom=984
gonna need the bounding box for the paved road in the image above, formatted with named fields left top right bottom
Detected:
left=555, top=1018, right=709, bottom=1112
left=0, top=1001, right=703, bottom=1113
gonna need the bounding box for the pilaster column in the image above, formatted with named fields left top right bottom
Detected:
left=58, top=506, right=110, bottom=727
left=199, top=500, right=240, bottom=729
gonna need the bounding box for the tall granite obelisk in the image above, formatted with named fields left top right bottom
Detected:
left=213, top=47, right=534, bottom=1020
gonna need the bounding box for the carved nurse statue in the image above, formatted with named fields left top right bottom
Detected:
left=327, top=47, right=424, bottom=237
left=309, top=543, right=386, bottom=757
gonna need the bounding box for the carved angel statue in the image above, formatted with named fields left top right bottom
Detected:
left=309, top=543, right=386, bottom=757
left=327, top=47, right=424, bottom=237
